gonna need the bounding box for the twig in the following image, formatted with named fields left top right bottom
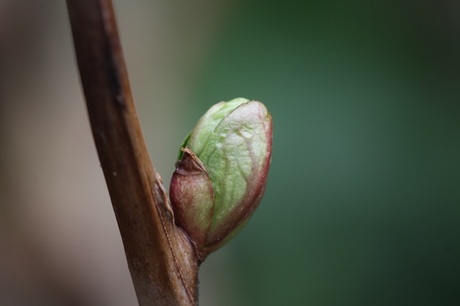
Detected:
left=66, top=1, right=198, bottom=305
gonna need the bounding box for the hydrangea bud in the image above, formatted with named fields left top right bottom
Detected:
left=170, top=98, right=272, bottom=258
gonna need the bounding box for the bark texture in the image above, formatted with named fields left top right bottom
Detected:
left=66, top=1, right=199, bottom=305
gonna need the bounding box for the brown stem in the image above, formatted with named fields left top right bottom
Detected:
left=66, top=1, right=198, bottom=305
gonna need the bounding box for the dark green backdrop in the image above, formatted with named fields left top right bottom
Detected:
left=190, top=1, right=460, bottom=305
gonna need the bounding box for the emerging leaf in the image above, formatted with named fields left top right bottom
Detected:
left=170, top=98, right=272, bottom=258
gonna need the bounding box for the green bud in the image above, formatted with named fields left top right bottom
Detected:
left=170, top=98, right=272, bottom=258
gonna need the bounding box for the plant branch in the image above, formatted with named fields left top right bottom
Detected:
left=66, top=1, right=198, bottom=305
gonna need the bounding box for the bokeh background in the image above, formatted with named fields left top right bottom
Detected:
left=1, top=1, right=459, bottom=305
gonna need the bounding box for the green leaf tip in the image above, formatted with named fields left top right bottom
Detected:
left=170, top=98, right=273, bottom=259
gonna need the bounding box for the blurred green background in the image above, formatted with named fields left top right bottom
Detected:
left=1, top=1, right=459, bottom=305
left=195, top=1, right=460, bottom=306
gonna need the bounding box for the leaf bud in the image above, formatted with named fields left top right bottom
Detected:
left=170, top=98, right=272, bottom=258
